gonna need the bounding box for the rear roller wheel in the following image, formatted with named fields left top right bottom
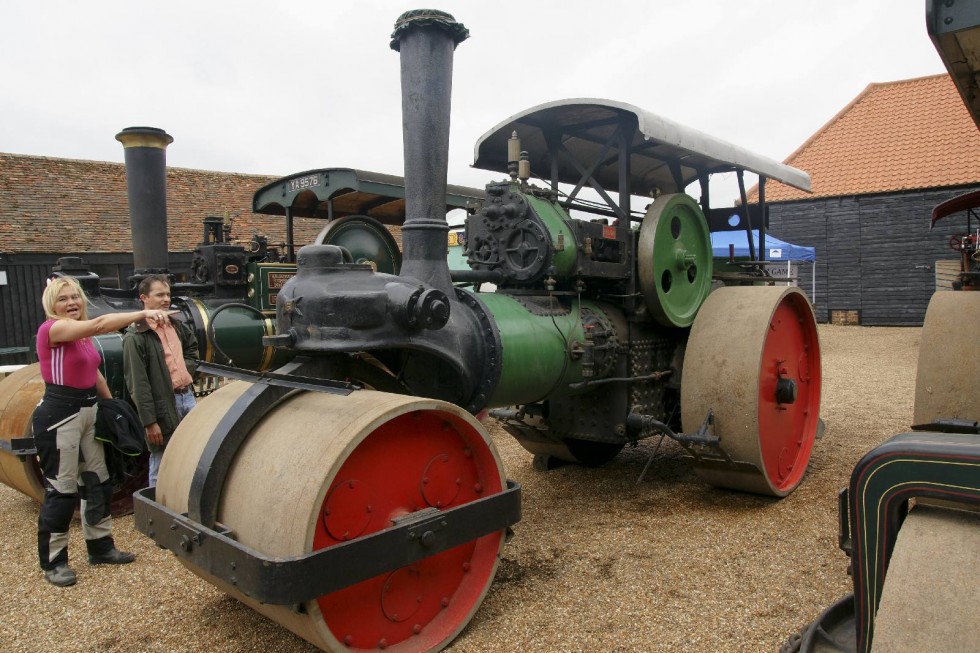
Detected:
left=870, top=506, right=980, bottom=652
left=913, top=291, right=980, bottom=425
left=681, top=286, right=821, bottom=496
left=158, top=383, right=506, bottom=652
left=500, top=414, right=625, bottom=467
left=525, top=439, right=625, bottom=469
left=0, top=364, right=46, bottom=502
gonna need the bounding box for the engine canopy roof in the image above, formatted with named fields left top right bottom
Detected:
left=472, top=99, right=811, bottom=196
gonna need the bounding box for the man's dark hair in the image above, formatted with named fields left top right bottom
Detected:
left=138, top=274, right=171, bottom=299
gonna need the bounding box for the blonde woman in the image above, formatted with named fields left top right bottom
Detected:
left=34, top=276, right=169, bottom=587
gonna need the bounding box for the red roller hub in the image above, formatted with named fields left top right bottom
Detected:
left=756, top=292, right=821, bottom=491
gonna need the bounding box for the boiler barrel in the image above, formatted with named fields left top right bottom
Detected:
left=181, top=299, right=292, bottom=372
left=478, top=293, right=615, bottom=407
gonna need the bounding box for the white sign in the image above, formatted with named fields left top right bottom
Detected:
left=769, top=248, right=783, bottom=259
left=0, top=271, right=6, bottom=286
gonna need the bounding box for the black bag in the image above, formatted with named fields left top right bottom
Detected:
left=95, top=398, right=147, bottom=485
left=95, top=398, right=146, bottom=455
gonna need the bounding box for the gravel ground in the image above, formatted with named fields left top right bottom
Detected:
left=0, top=325, right=921, bottom=653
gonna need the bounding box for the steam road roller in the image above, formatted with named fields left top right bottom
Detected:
left=134, top=9, right=822, bottom=652
left=782, top=4, right=980, bottom=651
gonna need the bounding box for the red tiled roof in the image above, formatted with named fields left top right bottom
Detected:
left=752, top=74, right=980, bottom=203
left=0, top=154, right=397, bottom=254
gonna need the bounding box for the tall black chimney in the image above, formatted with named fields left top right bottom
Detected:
left=390, top=10, right=468, bottom=294
left=115, top=126, right=173, bottom=277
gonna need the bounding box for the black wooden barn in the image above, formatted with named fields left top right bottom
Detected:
left=755, top=74, right=980, bottom=326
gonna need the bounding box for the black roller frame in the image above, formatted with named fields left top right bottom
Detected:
left=133, top=480, right=520, bottom=605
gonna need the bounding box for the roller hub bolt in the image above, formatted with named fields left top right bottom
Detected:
left=775, top=377, right=798, bottom=404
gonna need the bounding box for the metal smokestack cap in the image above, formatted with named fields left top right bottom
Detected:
left=115, top=126, right=174, bottom=149
left=389, top=9, right=469, bottom=51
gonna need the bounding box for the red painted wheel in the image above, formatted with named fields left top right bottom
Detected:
left=158, top=384, right=506, bottom=652
left=681, top=286, right=821, bottom=496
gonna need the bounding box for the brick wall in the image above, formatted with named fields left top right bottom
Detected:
left=0, top=153, right=383, bottom=255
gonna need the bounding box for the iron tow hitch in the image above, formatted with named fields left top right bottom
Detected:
left=626, top=410, right=720, bottom=446
left=132, top=479, right=521, bottom=605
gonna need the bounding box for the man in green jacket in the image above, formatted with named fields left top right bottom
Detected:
left=122, top=274, right=199, bottom=487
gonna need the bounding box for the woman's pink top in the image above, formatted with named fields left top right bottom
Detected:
left=36, top=319, right=102, bottom=388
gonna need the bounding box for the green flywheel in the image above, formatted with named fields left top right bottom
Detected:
left=637, top=194, right=713, bottom=328
left=314, top=215, right=402, bottom=275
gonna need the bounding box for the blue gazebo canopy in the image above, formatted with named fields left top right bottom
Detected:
left=711, top=230, right=815, bottom=262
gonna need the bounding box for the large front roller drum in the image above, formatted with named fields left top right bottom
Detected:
left=681, top=286, right=821, bottom=496
left=157, top=383, right=506, bottom=652
left=913, top=291, right=980, bottom=425
left=0, top=364, right=46, bottom=502
left=638, top=193, right=713, bottom=328
left=870, top=506, right=980, bottom=652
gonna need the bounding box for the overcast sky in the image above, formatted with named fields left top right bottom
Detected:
left=1, top=1, right=946, bottom=207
